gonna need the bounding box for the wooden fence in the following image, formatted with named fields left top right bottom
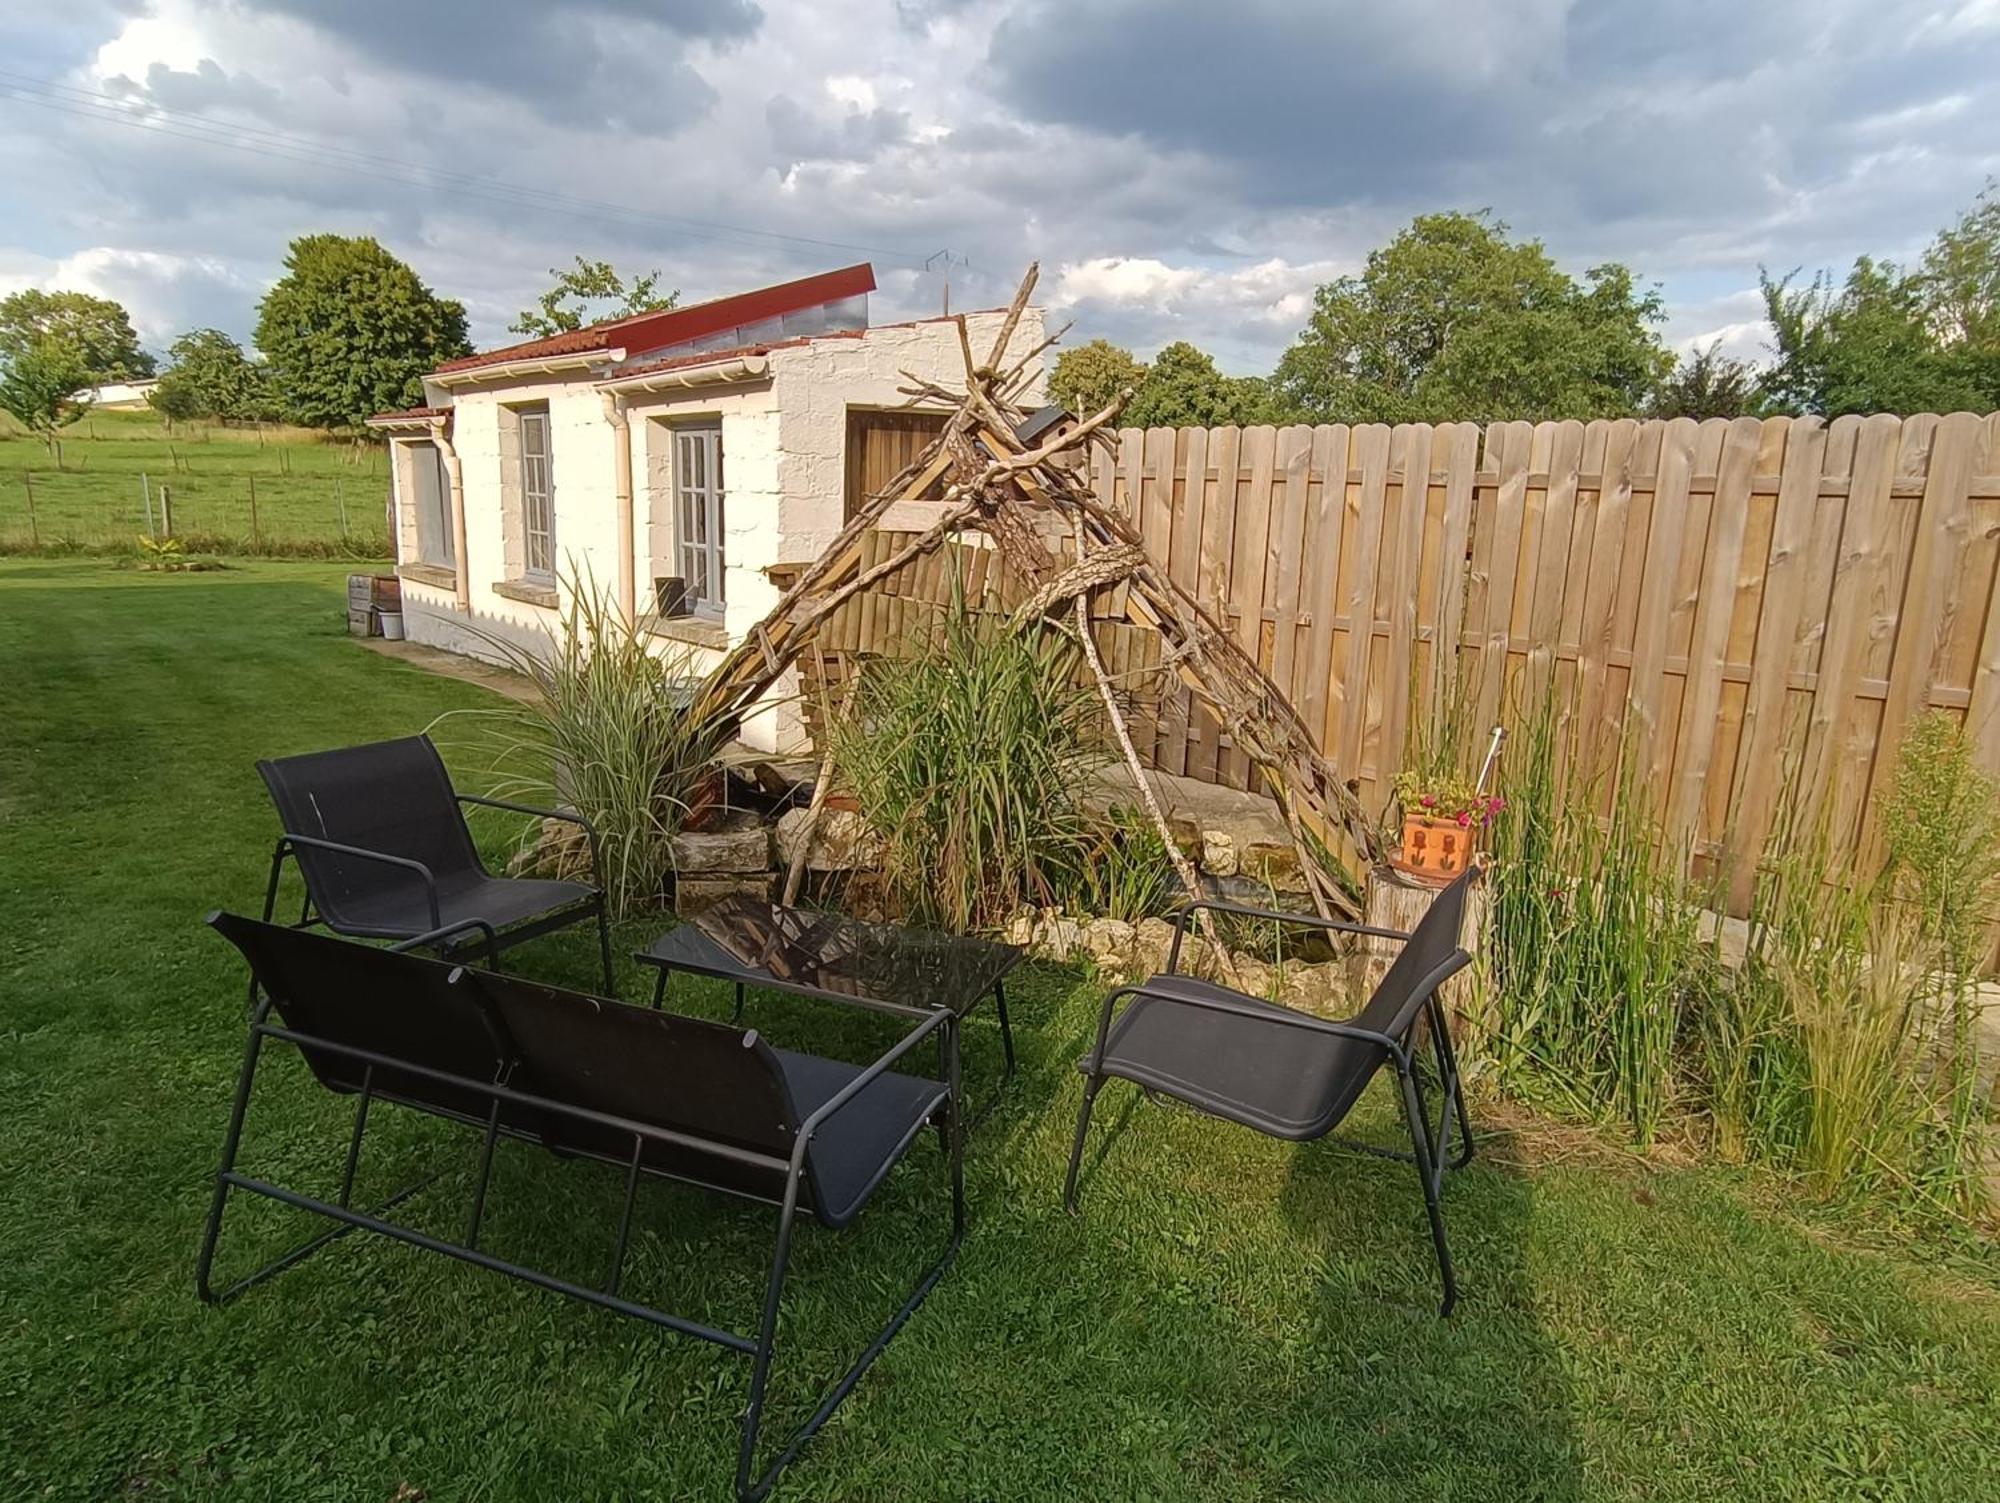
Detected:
left=810, top=412, right=2000, bottom=913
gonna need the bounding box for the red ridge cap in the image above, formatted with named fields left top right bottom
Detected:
left=436, top=262, right=877, bottom=375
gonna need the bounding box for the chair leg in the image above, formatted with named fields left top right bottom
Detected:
left=595, top=898, right=616, bottom=997
left=1063, top=1076, right=1105, bottom=1213
left=196, top=1014, right=268, bottom=1303
left=1397, top=1062, right=1459, bottom=1318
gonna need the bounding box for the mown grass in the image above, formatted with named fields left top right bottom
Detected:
left=2, top=559, right=1998, bottom=1501
left=0, top=408, right=390, bottom=553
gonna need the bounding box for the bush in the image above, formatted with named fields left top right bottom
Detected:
left=829, top=603, right=1105, bottom=932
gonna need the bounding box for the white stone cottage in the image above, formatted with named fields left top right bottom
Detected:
left=367, top=264, right=1045, bottom=751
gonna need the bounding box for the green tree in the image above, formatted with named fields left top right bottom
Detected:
left=1651, top=341, right=1764, bottom=419
left=1759, top=258, right=1985, bottom=417
left=1271, top=211, right=1672, bottom=423
left=0, top=341, right=93, bottom=458
left=0, top=289, right=155, bottom=382
left=254, top=235, right=471, bottom=430
left=1760, top=188, right=2000, bottom=417
left=148, top=328, right=275, bottom=425
left=1049, top=338, right=1147, bottom=416
left=510, top=256, right=678, bottom=338
left=1124, top=341, right=1273, bottom=427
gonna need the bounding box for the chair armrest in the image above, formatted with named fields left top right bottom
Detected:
left=457, top=793, right=604, bottom=890
left=279, top=833, right=441, bottom=930
left=1083, top=980, right=1409, bottom=1075
left=1166, top=898, right=1409, bottom=975
left=389, top=917, right=499, bottom=955
left=794, top=1009, right=956, bottom=1148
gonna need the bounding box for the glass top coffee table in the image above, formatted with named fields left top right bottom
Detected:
left=636, top=896, right=1024, bottom=1114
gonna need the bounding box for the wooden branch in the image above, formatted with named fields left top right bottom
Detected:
left=983, top=261, right=1039, bottom=372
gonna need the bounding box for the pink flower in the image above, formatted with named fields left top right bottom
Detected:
left=1419, top=793, right=1436, bottom=808
left=1455, top=810, right=1471, bottom=827
left=1488, top=796, right=1505, bottom=813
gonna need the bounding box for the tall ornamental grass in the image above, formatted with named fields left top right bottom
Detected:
left=432, top=580, right=725, bottom=920
left=829, top=603, right=1106, bottom=933
left=1482, top=695, right=1701, bottom=1147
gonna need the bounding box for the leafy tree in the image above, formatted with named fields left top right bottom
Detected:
left=1124, top=341, right=1273, bottom=428
left=1049, top=338, right=1147, bottom=416
left=0, top=341, right=93, bottom=458
left=1271, top=211, right=1672, bottom=423
left=1651, top=341, right=1764, bottom=419
left=510, top=256, right=678, bottom=338
left=254, top=235, right=471, bottom=430
left=1760, top=188, right=2000, bottom=417
left=148, top=328, right=276, bottom=425
left=1759, top=258, right=1986, bottom=417
left=0, top=289, right=155, bottom=382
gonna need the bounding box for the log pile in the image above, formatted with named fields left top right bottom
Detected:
left=693, top=264, right=1385, bottom=919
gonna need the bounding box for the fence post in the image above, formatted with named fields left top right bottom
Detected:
left=248, top=474, right=260, bottom=546
left=160, top=483, right=173, bottom=539
left=336, top=476, right=348, bottom=536
left=22, top=469, right=38, bottom=547
left=142, top=472, right=154, bottom=536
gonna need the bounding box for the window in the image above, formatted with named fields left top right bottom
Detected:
left=409, top=440, right=453, bottom=569
left=674, top=424, right=724, bottom=613
left=519, top=406, right=555, bottom=581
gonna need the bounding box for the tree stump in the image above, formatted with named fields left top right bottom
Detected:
left=1352, top=863, right=1486, bottom=1025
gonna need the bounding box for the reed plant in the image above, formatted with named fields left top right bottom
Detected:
left=1483, top=692, right=1702, bottom=1147
left=431, top=577, right=726, bottom=920
left=828, top=602, right=1105, bottom=933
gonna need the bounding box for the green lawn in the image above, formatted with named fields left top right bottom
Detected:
left=0, top=409, right=390, bottom=552
left=2, top=559, right=1997, bottom=1502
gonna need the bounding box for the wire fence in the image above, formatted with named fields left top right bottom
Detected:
left=0, top=465, right=394, bottom=554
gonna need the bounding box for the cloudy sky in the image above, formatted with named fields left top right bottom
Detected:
left=2, top=0, right=1997, bottom=375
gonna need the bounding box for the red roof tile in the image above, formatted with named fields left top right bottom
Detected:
left=365, top=404, right=448, bottom=424
left=434, top=262, right=877, bottom=375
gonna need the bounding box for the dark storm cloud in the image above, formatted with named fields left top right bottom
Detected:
left=250, top=0, right=764, bottom=129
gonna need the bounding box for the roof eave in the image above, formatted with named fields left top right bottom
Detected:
left=431, top=349, right=626, bottom=388
left=595, top=353, right=773, bottom=395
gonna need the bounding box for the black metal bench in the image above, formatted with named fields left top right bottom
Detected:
left=197, top=912, right=963, bottom=1502
left=1064, top=864, right=1480, bottom=1315
left=255, top=733, right=615, bottom=993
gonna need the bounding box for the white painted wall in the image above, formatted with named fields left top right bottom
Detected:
left=394, top=310, right=1049, bottom=753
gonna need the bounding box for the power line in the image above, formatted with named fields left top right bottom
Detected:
left=0, top=69, right=929, bottom=267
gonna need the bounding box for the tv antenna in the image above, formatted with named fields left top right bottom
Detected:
left=925, top=250, right=968, bottom=316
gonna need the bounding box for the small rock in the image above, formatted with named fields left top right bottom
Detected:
left=1239, top=839, right=1304, bottom=892
left=674, top=873, right=776, bottom=915
left=1083, top=917, right=1136, bottom=959
left=507, top=816, right=591, bottom=880
left=775, top=806, right=880, bottom=872
left=1227, top=952, right=1273, bottom=998
left=1200, top=829, right=1239, bottom=877
left=671, top=822, right=771, bottom=875
left=1132, top=916, right=1178, bottom=975
left=1035, top=915, right=1085, bottom=960
left=1004, top=909, right=1037, bottom=947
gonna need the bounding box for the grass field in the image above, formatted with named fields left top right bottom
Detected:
left=3, top=558, right=1998, bottom=1501
left=0, top=408, right=391, bottom=554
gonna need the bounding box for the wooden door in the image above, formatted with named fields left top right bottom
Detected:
left=845, top=408, right=947, bottom=520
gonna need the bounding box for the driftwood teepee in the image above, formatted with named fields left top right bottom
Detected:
left=694, top=264, right=1384, bottom=919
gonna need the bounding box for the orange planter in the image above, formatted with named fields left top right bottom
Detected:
left=1392, top=813, right=1475, bottom=883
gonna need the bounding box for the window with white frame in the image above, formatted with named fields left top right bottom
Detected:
left=518, top=405, right=555, bottom=581
left=674, top=423, right=724, bottom=613
left=408, top=440, right=453, bottom=569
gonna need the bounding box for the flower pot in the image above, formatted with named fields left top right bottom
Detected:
left=680, top=768, right=727, bottom=832
left=1391, top=813, right=1473, bottom=884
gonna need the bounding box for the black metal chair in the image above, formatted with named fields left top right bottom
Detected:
left=255, top=733, right=614, bottom=993
left=198, top=912, right=963, bottom=1503
left=1064, top=864, right=1481, bottom=1315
